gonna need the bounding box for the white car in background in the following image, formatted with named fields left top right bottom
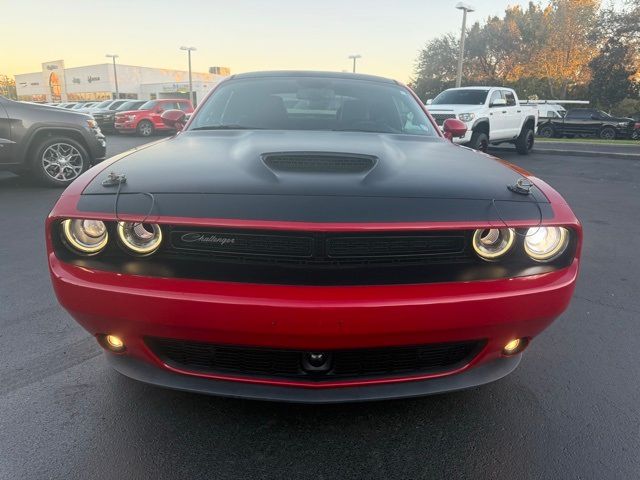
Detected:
left=426, top=86, right=538, bottom=154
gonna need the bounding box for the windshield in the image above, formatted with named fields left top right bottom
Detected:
left=139, top=100, right=158, bottom=110
left=116, top=101, right=143, bottom=111
left=93, top=100, right=113, bottom=109
left=432, top=89, right=489, bottom=105
left=189, top=76, right=436, bottom=136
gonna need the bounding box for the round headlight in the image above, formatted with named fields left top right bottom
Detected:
left=61, top=219, right=108, bottom=254
left=524, top=226, right=569, bottom=261
left=117, top=222, right=162, bottom=255
left=472, top=228, right=515, bottom=260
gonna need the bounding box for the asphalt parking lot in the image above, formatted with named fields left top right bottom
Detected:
left=1, top=135, right=639, bottom=479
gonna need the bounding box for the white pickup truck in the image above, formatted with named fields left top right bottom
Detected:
left=426, top=86, right=538, bottom=155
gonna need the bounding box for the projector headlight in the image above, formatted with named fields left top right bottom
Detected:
left=61, top=219, right=108, bottom=254
left=117, top=222, right=163, bottom=255
left=458, top=113, right=475, bottom=122
left=524, top=226, right=569, bottom=261
left=472, top=228, right=515, bottom=260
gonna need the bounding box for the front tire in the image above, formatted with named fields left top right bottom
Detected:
left=137, top=120, right=154, bottom=137
left=599, top=126, right=616, bottom=140
left=469, top=131, right=489, bottom=152
left=538, top=125, right=554, bottom=138
left=31, top=136, right=90, bottom=187
left=515, top=127, right=535, bottom=155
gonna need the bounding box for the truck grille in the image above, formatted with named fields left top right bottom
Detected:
left=430, top=113, right=456, bottom=125
left=147, top=338, right=484, bottom=381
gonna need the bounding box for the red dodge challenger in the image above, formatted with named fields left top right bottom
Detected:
left=47, top=71, right=581, bottom=402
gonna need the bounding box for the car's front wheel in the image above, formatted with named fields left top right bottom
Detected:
left=599, top=126, right=616, bottom=140
left=469, top=131, right=489, bottom=152
left=137, top=120, right=154, bottom=137
left=31, top=136, right=90, bottom=187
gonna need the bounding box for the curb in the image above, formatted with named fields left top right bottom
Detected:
left=491, top=147, right=640, bottom=160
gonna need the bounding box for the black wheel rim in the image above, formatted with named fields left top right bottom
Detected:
left=601, top=129, right=614, bottom=140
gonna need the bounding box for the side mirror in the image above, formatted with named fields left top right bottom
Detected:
left=425, top=99, right=433, bottom=105
left=590, top=114, right=599, bottom=120
left=161, top=109, right=187, bottom=131
left=490, top=98, right=507, bottom=107
left=442, top=118, right=467, bottom=141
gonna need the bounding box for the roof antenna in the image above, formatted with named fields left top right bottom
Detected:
left=508, top=177, right=533, bottom=195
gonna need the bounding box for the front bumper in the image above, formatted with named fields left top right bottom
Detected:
left=108, top=352, right=521, bottom=403
left=50, top=252, right=579, bottom=400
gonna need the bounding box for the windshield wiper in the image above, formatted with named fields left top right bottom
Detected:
left=191, top=125, right=264, bottom=131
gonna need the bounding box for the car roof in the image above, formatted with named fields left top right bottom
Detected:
left=229, top=70, right=398, bottom=85
left=443, top=86, right=495, bottom=91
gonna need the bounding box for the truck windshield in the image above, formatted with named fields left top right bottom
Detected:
left=139, top=100, right=158, bottom=110
left=189, top=76, right=436, bottom=136
left=432, top=89, right=489, bottom=105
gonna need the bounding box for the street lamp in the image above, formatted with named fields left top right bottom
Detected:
left=455, top=2, right=475, bottom=88
left=180, top=46, right=197, bottom=106
left=348, top=54, right=362, bottom=73
left=105, top=54, right=119, bottom=99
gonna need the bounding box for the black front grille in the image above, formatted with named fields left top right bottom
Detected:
left=147, top=338, right=484, bottom=381
left=430, top=113, right=456, bottom=125
left=168, top=228, right=468, bottom=267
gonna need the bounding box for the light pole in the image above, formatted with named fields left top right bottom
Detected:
left=180, top=46, right=197, bottom=106
left=455, top=2, right=474, bottom=88
left=348, top=54, right=362, bottom=73
left=105, top=54, right=119, bottom=99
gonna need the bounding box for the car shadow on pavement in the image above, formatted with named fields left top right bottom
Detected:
left=95, top=369, right=548, bottom=479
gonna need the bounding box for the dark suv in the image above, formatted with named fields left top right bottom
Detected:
left=0, top=96, right=106, bottom=187
left=538, top=108, right=635, bottom=140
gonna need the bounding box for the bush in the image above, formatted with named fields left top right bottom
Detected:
left=611, top=98, right=640, bottom=117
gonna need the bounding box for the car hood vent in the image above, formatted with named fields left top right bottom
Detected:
left=262, top=153, right=377, bottom=174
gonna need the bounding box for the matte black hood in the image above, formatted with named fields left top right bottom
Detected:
left=84, top=130, right=543, bottom=202
left=79, top=130, right=551, bottom=223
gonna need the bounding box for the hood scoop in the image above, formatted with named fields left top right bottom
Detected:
left=262, top=152, right=377, bottom=174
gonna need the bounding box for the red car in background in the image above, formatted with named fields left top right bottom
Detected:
left=114, top=99, right=193, bottom=136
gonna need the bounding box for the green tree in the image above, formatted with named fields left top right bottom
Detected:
left=588, top=39, right=636, bottom=110
left=411, top=34, right=458, bottom=101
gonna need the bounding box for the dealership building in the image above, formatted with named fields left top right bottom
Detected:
left=15, top=60, right=230, bottom=105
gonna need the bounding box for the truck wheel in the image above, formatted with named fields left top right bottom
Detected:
left=31, top=136, right=90, bottom=187
left=516, top=128, right=535, bottom=155
left=137, top=120, right=154, bottom=137
left=469, top=131, right=489, bottom=152
left=632, top=129, right=639, bottom=140
left=538, top=125, right=554, bottom=138
left=599, top=127, right=616, bottom=140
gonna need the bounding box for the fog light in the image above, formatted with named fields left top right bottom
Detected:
left=502, top=338, right=528, bottom=356
left=104, top=334, right=125, bottom=353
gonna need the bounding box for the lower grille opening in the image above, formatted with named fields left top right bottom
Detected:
left=146, top=338, right=484, bottom=382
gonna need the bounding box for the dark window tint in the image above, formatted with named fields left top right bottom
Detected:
left=566, top=109, right=592, bottom=120
left=432, top=89, right=488, bottom=105
left=503, top=91, right=516, bottom=106
left=190, top=76, right=436, bottom=136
